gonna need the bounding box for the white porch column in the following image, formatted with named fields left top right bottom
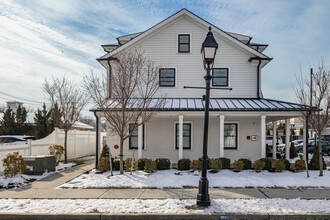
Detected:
left=285, top=118, right=290, bottom=160
left=219, top=115, right=225, bottom=157
left=178, top=115, right=184, bottom=160
left=138, top=117, right=143, bottom=159
left=261, top=115, right=266, bottom=158
left=272, top=121, right=277, bottom=159
left=303, top=117, right=307, bottom=161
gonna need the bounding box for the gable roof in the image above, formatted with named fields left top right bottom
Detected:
left=98, top=8, right=270, bottom=63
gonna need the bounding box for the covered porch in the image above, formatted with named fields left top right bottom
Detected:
left=92, top=98, right=310, bottom=165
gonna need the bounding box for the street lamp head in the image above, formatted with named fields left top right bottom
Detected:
left=201, top=26, right=218, bottom=68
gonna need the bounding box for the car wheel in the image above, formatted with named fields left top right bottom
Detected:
left=328, top=150, right=330, bottom=156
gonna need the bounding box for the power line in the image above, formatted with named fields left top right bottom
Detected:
left=0, top=90, right=44, bottom=104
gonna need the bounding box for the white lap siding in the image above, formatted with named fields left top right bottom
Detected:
left=107, top=116, right=262, bottom=163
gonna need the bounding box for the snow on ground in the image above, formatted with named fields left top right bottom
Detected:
left=0, top=198, right=329, bottom=214
left=0, top=162, right=76, bottom=188
left=59, top=168, right=330, bottom=189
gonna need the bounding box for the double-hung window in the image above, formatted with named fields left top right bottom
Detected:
left=159, top=68, right=175, bottom=87
left=129, top=124, right=144, bottom=149
left=178, top=34, right=190, bottom=53
left=175, top=123, right=191, bottom=149
left=212, top=68, right=229, bottom=86
left=224, top=123, right=238, bottom=149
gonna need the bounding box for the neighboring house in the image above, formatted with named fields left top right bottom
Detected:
left=6, top=100, right=23, bottom=113
left=72, top=121, right=94, bottom=131
left=92, top=9, right=310, bottom=163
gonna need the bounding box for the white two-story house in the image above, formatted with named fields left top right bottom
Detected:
left=92, top=9, right=309, bottom=164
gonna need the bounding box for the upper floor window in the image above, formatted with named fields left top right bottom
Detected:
left=159, top=68, right=175, bottom=87
left=178, top=34, right=190, bottom=53
left=212, top=68, right=229, bottom=87
left=129, top=124, right=144, bottom=150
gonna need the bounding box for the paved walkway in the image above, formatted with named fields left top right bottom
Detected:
left=0, top=160, right=329, bottom=200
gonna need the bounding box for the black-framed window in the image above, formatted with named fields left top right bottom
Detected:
left=175, top=123, right=191, bottom=149
left=212, top=68, right=229, bottom=86
left=224, top=123, right=238, bottom=149
left=159, top=68, right=175, bottom=87
left=178, top=34, right=190, bottom=53
left=129, top=124, right=144, bottom=149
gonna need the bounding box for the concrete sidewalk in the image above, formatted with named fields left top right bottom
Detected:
left=0, top=160, right=329, bottom=200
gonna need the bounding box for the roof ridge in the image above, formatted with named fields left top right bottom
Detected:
left=98, top=8, right=269, bottom=61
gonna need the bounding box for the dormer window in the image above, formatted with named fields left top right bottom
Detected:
left=178, top=34, right=190, bottom=53
left=212, top=68, right=229, bottom=87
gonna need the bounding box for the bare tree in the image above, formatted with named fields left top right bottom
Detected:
left=295, top=59, right=330, bottom=176
left=84, top=50, right=164, bottom=174
left=43, top=76, right=88, bottom=163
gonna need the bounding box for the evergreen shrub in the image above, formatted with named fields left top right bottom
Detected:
left=220, top=157, right=231, bottom=169
left=254, top=160, right=265, bottom=173
left=178, top=158, right=191, bottom=170
left=238, top=158, right=252, bottom=169
left=155, top=158, right=171, bottom=170
left=233, top=160, right=244, bottom=172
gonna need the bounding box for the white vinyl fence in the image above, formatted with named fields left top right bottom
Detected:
left=0, top=128, right=105, bottom=172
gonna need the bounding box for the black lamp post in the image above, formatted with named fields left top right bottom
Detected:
left=197, top=26, right=218, bottom=207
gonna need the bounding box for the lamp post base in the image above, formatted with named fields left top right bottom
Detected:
left=196, top=178, right=210, bottom=207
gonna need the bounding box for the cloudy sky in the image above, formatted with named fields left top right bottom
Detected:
left=0, top=0, right=329, bottom=117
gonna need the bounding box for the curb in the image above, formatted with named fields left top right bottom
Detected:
left=0, top=213, right=329, bottom=220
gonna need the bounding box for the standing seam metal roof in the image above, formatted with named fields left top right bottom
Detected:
left=90, top=98, right=311, bottom=112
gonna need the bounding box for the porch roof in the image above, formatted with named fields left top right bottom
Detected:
left=90, top=98, right=312, bottom=112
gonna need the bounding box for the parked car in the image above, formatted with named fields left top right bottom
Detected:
left=295, top=140, right=330, bottom=155
left=292, top=139, right=304, bottom=146
left=0, top=136, right=36, bottom=145
left=266, top=135, right=283, bottom=146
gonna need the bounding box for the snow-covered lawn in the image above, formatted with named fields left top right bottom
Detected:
left=59, top=168, right=330, bottom=189
left=0, top=162, right=76, bottom=188
left=0, top=198, right=329, bottom=214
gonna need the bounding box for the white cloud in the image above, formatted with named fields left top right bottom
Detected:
left=0, top=0, right=329, bottom=115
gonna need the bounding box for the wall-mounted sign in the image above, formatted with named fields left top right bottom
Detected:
left=114, top=145, right=119, bottom=149
left=251, top=135, right=258, bottom=141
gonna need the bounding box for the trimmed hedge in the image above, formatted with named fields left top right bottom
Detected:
left=295, top=159, right=306, bottom=171
left=198, top=157, right=210, bottom=169
left=144, top=159, right=157, bottom=173
left=210, top=158, right=222, bottom=173
left=254, top=160, right=265, bottom=173
left=220, top=157, right=231, bottom=169
left=238, top=158, right=252, bottom=170
left=190, top=160, right=202, bottom=171
left=275, top=159, right=286, bottom=172
left=112, top=159, right=121, bottom=171
left=259, top=158, right=272, bottom=170
left=233, top=160, right=244, bottom=172
left=155, top=158, right=171, bottom=170
left=178, top=158, right=191, bottom=170
left=136, top=158, right=147, bottom=170
left=278, top=158, right=290, bottom=170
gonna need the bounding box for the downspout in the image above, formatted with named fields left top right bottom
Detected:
left=257, top=59, right=262, bottom=99
left=249, top=57, right=273, bottom=99
left=107, top=59, right=112, bottom=98
left=94, top=111, right=99, bottom=169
